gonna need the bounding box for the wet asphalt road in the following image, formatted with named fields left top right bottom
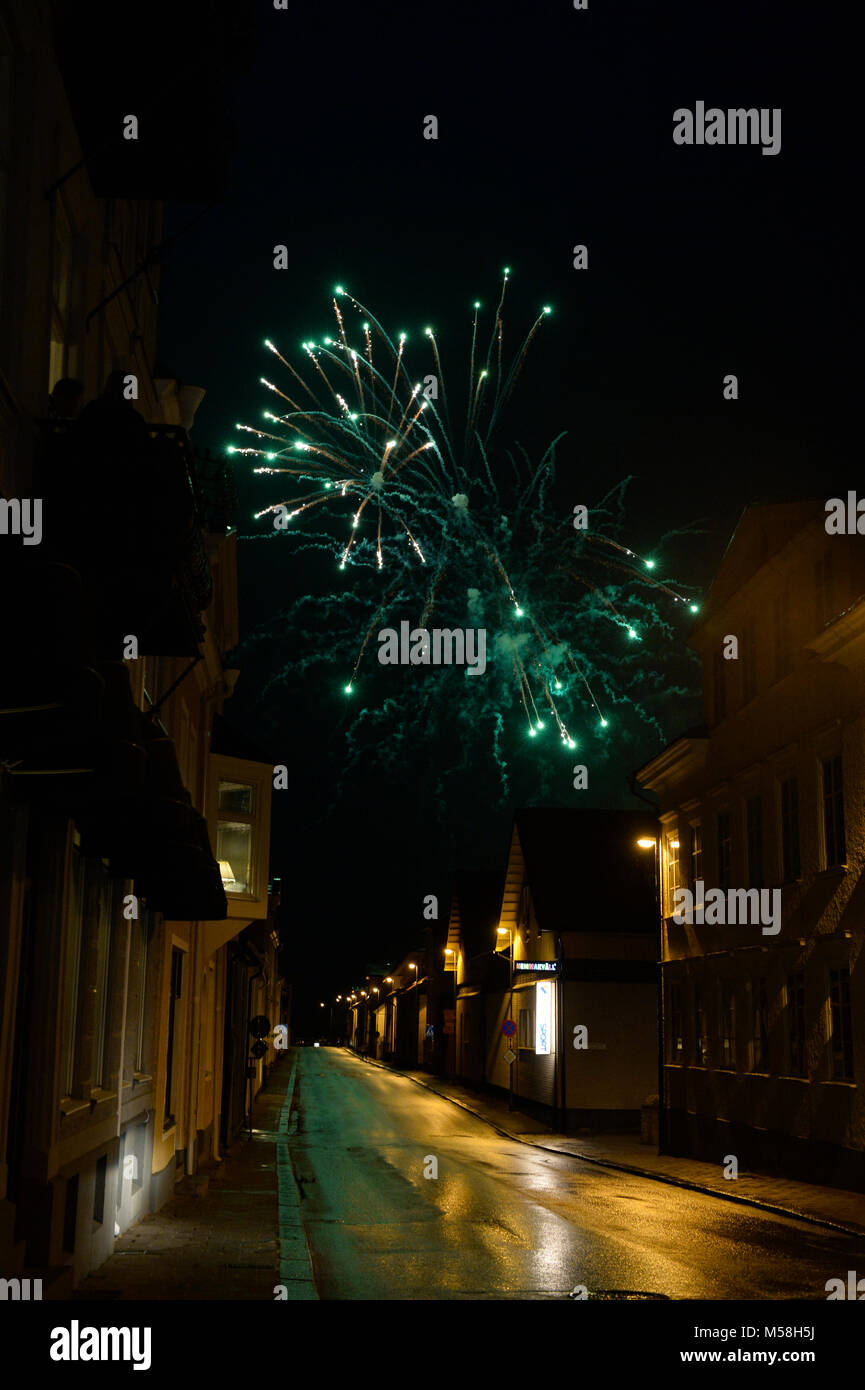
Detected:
left=289, top=1047, right=865, bottom=1301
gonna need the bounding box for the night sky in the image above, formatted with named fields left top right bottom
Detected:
left=154, top=1, right=859, bottom=1022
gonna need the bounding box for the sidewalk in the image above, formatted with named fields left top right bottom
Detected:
left=354, top=1052, right=865, bottom=1238
left=74, top=1054, right=316, bottom=1300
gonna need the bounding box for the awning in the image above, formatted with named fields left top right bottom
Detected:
left=1, top=654, right=147, bottom=810
left=78, top=712, right=227, bottom=920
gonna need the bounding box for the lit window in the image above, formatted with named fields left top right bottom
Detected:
left=209, top=755, right=272, bottom=914
left=218, top=816, right=252, bottom=894
left=689, top=822, right=703, bottom=892
left=665, top=832, right=680, bottom=914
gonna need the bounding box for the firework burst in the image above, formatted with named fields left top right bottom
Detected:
left=232, top=273, right=701, bottom=794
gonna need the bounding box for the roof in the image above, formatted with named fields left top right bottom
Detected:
left=449, top=870, right=504, bottom=958
left=210, top=713, right=274, bottom=764
left=695, top=500, right=823, bottom=625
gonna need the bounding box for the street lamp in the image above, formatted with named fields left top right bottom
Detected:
left=637, top=834, right=666, bottom=1153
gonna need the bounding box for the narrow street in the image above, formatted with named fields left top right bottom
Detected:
left=290, top=1048, right=865, bottom=1301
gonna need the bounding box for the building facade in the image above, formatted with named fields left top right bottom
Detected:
left=638, top=502, right=865, bottom=1189
left=451, top=810, right=659, bottom=1132
left=0, top=0, right=274, bottom=1291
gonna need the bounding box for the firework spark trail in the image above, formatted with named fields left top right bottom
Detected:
left=236, top=274, right=702, bottom=802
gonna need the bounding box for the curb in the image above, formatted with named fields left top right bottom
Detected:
left=274, top=1052, right=318, bottom=1300
left=343, top=1048, right=865, bottom=1240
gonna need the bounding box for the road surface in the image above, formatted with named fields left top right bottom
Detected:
left=288, top=1047, right=865, bottom=1300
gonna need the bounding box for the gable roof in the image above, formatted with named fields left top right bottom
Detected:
left=449, top=869, right=505, bottom=958
left=695, top=500, right=823, bottom=624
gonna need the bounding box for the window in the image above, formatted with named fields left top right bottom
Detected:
left=689, top=822, right=703, bottom=892
left=720, top=982, right=736, bottom=1069
left=668, top=982, right=684, bottom=1063
left=60, top=840, right=86, bottom=1098
left=814, top=553, right=834, bottom=629
left=822, top=756, right=846, bottom=868
left=61, top=840, right=114, bottom=1100
left=780, top=776, right=801, bottom=880
left=750, top=977, right=769, bottom=1072
left=694, top=985, right=709, bottom=1066
left=90, top=872, right=113, bottom=1091
left=716, top=811, right=731, bottom=891
left=217, top=780, right=255, bottom=894
left=49, top=197, right=83, bottom=390
left=785, top=972, right=806, bottom=1077
left=517, top=1004, right=534, bottom=1050
left=712, top=650, right=726, bottom=723
left=746, top=795, right=763, bottom=890
left=665, top=832, right=680, bottom=913
left=773, top=592, right=790, bottom=679
left=210, top=754, right=272, bottom=912
left=124, top=907, right=153, bottom=1082
left=829, top=967, right=853, bottom=1081
left=742, top=622, right=758, bottom=703
left=164, top=947, right=184, bottom=1126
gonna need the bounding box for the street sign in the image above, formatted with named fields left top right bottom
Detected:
left=502, top=1018, right=516, bottom=1037
left=503, top=1048, right=516, bottom=1065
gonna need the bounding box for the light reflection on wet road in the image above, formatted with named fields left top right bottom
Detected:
left=290, top=1048, right=865, bottom=1300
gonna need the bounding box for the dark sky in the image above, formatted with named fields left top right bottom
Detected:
left=152, top=0, right=859, bottom=1021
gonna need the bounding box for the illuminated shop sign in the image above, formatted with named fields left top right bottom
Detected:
left=514, top=960, right=557, bottom=973
left=535, top=980, right=552, bottom=1055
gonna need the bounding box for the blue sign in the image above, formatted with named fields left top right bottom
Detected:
left=502, top=1018, right=517, bottom=1037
